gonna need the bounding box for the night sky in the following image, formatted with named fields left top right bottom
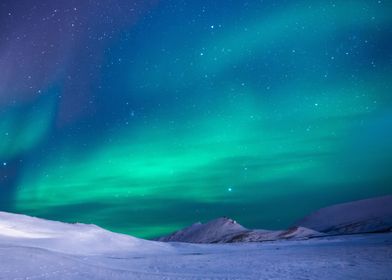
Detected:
left=1, top=0, right=391, bottom=238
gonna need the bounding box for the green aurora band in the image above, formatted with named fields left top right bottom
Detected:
left=1, top=1, right=392, bottom=237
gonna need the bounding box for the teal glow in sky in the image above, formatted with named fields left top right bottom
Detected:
left=1, top=0, right=391, bottom=238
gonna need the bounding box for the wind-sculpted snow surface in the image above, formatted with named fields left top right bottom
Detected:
left=0, top=211, right=392, bottom=279
left=295, top=195, right=392, bottom=234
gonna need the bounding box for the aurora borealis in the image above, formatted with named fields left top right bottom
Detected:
left=1, top=1, right=391, bottom=238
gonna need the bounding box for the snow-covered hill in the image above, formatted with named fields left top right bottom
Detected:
left=226, top=226, right=325, bottom=242
left=157, top=217, right=247, bottom=243
left=0, top=211, right=171, bottom=255
left=295, top=195, right=392, bottom=234
left=158, top=217, right=324, bottom=243
left=158, top=196, right=392, bottom=243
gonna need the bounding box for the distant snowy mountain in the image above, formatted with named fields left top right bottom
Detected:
left=0, top=211, right=171, bottom=255
left=225, top=226, right=324, bottom=243
left=157, top=217, right=247, bottom=243
left=158, top=196, right=392, bottom=243
left=157, top=217, right=324, bottom=243
left=295, top=195, right=392, bottom=234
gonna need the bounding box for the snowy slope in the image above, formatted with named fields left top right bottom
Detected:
left=295, top=195, right=392, bottom=234
left=158, top=217, right=324, bottom=243
left=0, top=211, right=171, bottom=255
left=226, top=226, right=325, bottom=242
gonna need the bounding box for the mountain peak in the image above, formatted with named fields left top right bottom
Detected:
left=157, top=217, right=246, bottom=243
